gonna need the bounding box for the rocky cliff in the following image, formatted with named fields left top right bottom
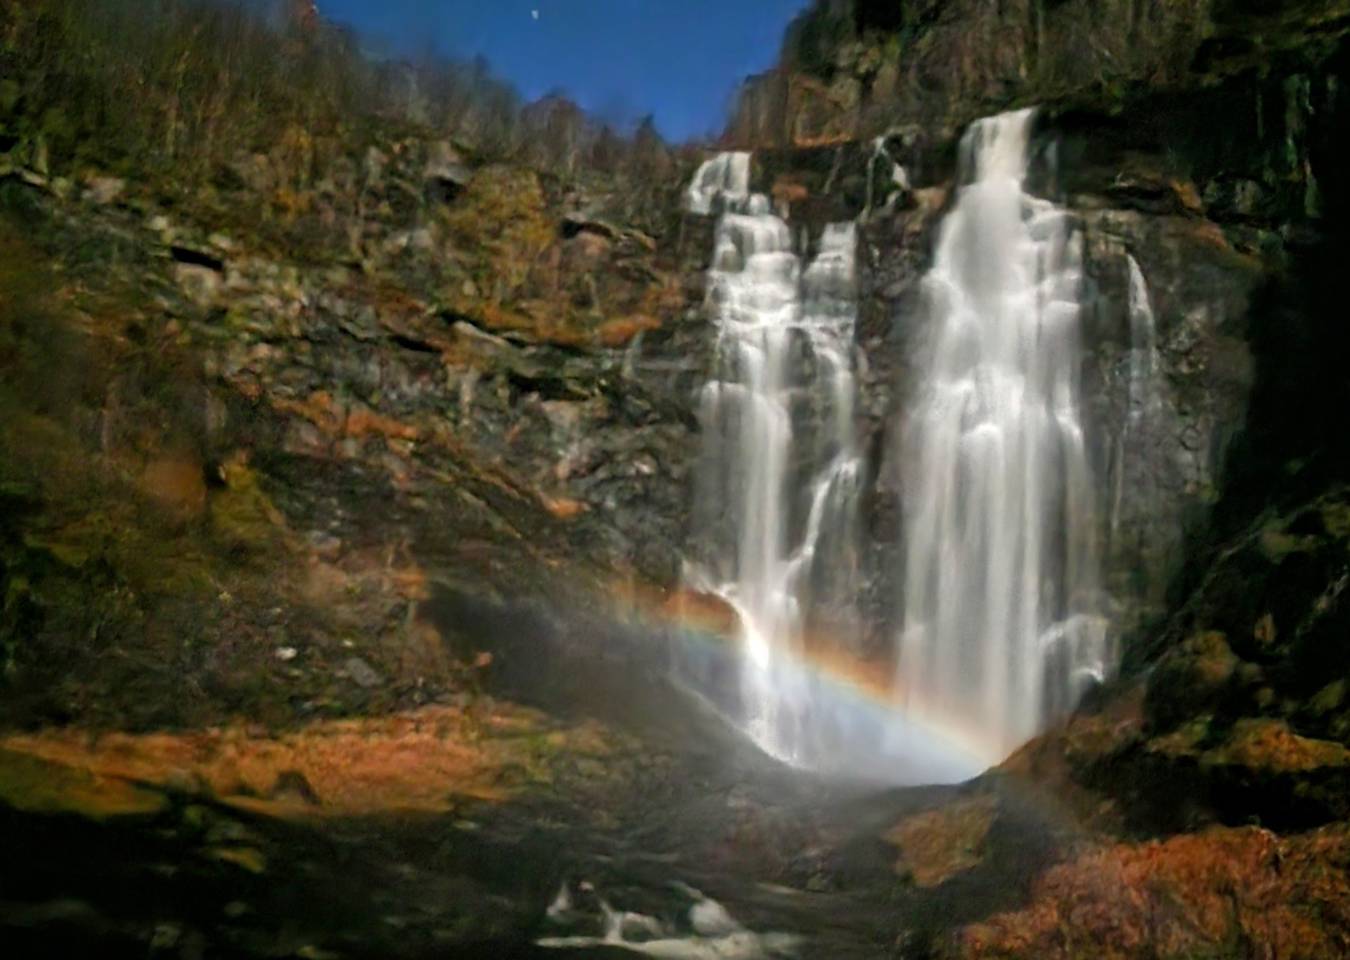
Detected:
left=0, top=1, right=723, bottom=729
left=2, top=0, right=1350, bottom=956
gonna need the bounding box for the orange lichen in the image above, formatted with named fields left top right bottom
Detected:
left=271, top=391, right=421, bottom=442
left=1003, top=690, right=1146, bottom=780
left=791, top=130, right=854, bottom=148
left=957, top=825, right=1350, bottom=959
left=448, top=299, right=593, bottom=350
left=272, top=390, right=345, bottom=435
left=542, top=495, right=587, bottom=519
left=208, top=846, right=268, bottom=874
left=596, top=314, right=661, bottom=348
left=387, top=562, right=430, bottom=601
left=1169, top=178, right=1205, bottom=213
left=998, top=683, right=1147, bottom=833
left=344, top=407, right=420, bottom=441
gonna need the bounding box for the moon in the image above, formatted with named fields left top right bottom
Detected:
left=531, top=8, right=539, bottom=18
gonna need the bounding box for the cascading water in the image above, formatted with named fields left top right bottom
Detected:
left=864, top=136, right=909, bottom=220
left=686, top=152, right=751, bottom=216
left=895, top=109, right=1110, bottom=762
left=685, top=153, right=865, bottom=767
left=1110, top=254, right=1164, bottom=536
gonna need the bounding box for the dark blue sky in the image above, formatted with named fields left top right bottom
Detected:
left=318, top=0, right=813, bottom=141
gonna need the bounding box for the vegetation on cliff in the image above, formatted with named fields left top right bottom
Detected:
left=0, top=0, right=704, bottom=734
left=1, top=0, right=676, bottom=183
left=1, top=1, right=1349, bottom=957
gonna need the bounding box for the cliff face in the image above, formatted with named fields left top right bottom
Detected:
left=730, top=0, right=1350, bottom=147
left=0, top=95, right=709, bottom=728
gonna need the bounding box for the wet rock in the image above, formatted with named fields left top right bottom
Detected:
left=149, top=922, right=181, bottom=952
left=1145, top=632, right=1242, bottom=731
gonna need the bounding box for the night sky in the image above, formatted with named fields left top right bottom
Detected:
left=317, top=0, right=814, bottom=141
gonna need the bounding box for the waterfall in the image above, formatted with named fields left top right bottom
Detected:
left=685, top=153, right=864, bottom=767
left=1125, top=256, right=1160, bottom=427
left=1111, top=254, right=1164, bottom=536
left=895, top=109, right=1109, bottom=762
left=864, top=136, right=909, bottom=219
left=686, top=152, right=751, bottom=216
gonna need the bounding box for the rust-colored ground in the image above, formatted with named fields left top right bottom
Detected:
left=957, top=825, right=1350, bottom=959
left=0, top=705, right=615, bottom=819
left=885, top=794, right=1000, bottom=887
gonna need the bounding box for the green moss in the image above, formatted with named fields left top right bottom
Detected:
left=0, top=79, right=21, bottom=116
left=210, top=463, right=284, bottom=553
left=1203, top=718, right=1350, bottom=773
left=1259, top=524, right=1317, bottom=560
left=1310, top=680, right=1347, bottom=717
left=1148, top=715, right=1215, bottom=759
left=1320, top=498, right=1350, bottom=539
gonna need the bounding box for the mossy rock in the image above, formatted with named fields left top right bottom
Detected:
left=1203, top=718, right=1350, bottom=775
left=1145, top=632, right=1241, bottom=731
left=210, top=460, right=285, bottom=553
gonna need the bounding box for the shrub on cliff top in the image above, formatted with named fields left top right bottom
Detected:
left=0, top=0, right=673, bottom=192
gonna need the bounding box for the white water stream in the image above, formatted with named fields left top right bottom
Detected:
left=684, top=111, right=1115, bottom=776
left=686, top=152, right=864, bottom=767
left=895, top=109, right=1109, bottom=761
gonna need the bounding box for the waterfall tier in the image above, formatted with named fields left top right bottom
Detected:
left=895, top=109, right=1111, bottom=762
left=685, top=154, right=865, bottom=768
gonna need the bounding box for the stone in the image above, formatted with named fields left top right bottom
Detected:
left=423, top=140, right=471, bottom=202
left=84, top=175, right=125, bottom=206
left=1146, top=632, right=1241, bottom=731
left=342, top=656, right=382, bottom=689
left=172, top=263, right=222, bottom=306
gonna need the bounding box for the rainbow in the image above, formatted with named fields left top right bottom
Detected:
left=613, top=582, right=996, bottom=785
